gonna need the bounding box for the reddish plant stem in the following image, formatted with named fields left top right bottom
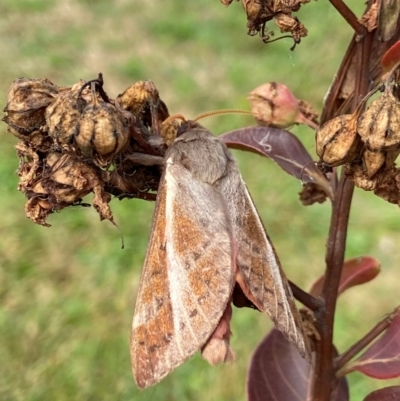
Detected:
left=313, top=176, right=354, bottom=401
left=328, top=0, right=365, bottom=35
left=312, top=7, right=374, bottom=400
left=335, top=306, right=400, bottom=373
left=289, top=281, right=323, bottom=312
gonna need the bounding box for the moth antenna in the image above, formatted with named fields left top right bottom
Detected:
left=193, top=109, right=253, bottom=122
left=163, top=114, right=187, bottom=125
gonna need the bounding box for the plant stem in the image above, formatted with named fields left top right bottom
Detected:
left=289, top=281, right=323, bottom=312
left=313, top=175, right=354, bottom=401
left=335, top=306, right=400, bottom=373
left=328, top=0, right=365, bottom=35
left=312, top=5, right=374, bottom=399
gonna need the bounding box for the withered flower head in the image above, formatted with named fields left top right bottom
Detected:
left=116, top=80, right=169, bottom=136
left=239, top=0, right=309, bottom=44
left=4, top=73, right=166, bottom=227
left=274, top=13, right=307, bottom=44
left=3, top=77, right=58, bottom=137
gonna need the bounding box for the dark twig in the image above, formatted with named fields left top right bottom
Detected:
left=335, top=306, right=400, bottom=373
left=328, top=0, right=365, bottom=36
left=289, top=281, right=322, bottom=312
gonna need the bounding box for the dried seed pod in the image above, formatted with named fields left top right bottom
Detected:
left=358, top=90, right=400, bottom=151
left=362, top=147, right=400, bottom=179
left=316, top=114, right=361, bottom=166
left=117, top=81, right=159, bottom=116
left=75, top=84, right=130, bottom=167
left=116, top=80, right=169, bottom=135
left=3, top=77, right=59, bottom=136
left=317, top=85, right=387, bottom=167
left=344, top=163, right=378, bottom=191
left=45, top=80, right=88, bottom=149
left=362, top=149, right=385, bottom=178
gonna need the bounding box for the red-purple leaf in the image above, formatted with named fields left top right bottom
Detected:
left=247, top=329, right=349, bottom=401
left=220, top=126, right=333, bottom=199
left=309, top=256, right=381, bottom=297
left=363, top=386, right=400, bottom=401
left=381, top=40, right=400, bottom=72
left=342, top=311, right=400, bottom=379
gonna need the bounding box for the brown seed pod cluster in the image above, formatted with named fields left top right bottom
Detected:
left=221, top=0, right=309, bottom=45
left=3, top=74, right=171, bottom=226
left=316, top=75, right=400, bottom=206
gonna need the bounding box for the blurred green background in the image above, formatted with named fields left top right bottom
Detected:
left=1, top=1, right=400, bottom=400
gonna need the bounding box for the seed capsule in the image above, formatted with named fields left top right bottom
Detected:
left=3, top=77, right=58, bottom=136
left=358, top=90, right=400, bottom=151
left=45, top=80, right=88, bottom=149
left=316, top=114, right=360, bottom=166
left=344, top=163, right=378, bottom=191
left=75, top=84, right=130, bottom=167
left=362, top=149, right=385, bottom=178
left=116, top=80, right=169, bottom=135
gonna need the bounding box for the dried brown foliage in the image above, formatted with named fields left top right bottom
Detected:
left=316, top=66, right=400, bottom=206
left=222, top=0, right=310, bottom=45
left=3, top=74, right=169, bottom=226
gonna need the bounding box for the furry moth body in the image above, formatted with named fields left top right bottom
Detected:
left=131, top=121, right=309, bottom=389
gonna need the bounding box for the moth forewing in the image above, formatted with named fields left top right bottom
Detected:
left=131, top=134, right=236, bottom=389
left=215, top=148, right=311, bottom=360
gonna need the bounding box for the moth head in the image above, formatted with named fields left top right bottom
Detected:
left=161, top=108, right=253, bottom=145
left=176, top=120, right=204, bottom=137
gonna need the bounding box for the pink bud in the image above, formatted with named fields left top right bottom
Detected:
left=248, top=82, right=318, bottom=130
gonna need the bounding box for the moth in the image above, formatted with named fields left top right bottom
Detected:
left=131, top=120, right=309, bottom=389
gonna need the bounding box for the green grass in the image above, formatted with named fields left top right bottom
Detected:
left=1, top=0, right=400, bottom=400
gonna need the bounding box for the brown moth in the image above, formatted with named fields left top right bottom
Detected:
left=131, top=120, right=310, bottom=389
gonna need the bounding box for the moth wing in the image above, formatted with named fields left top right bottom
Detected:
left=131, top=162, right=235, bottom=389
left=218, top=160, right=310, bottom=359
